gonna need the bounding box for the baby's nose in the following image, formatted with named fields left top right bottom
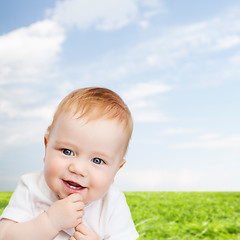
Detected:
left=68, top=159, right=88, bottom=177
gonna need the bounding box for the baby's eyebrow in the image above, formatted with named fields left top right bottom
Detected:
left=92, top=151, right=112, bottom=160
left=55, top=140, right=77, bottom=149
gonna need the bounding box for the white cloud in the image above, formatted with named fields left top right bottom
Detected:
left=123, top=81, right=172, bottom=102
left=0, top=18, right=65, bottom=151
left=138, top=20, right=149, bottom=29
left=0, top=88, right=58, bottom=121
left=197, top=133, right=220, bottom=140
left=0, top=120, right=46, bottom=150
left=2, top=3, right=240, bottom=87
left=129, top=8, right=240, bottom=77
left=133, top=110, right=168, bottom=122
left=116, top=169, right=174, bottom=191
left=49, top=0, right=165, bottom=31
left=0, top=92, right=59, bottom=152
left=121, top=82, right=172, bottom=123
left=229, top=53, right=240, bottom=64
left=161, top=128, right=202, bottom=135
left=0, top=0, right=165, bottom=86
left=141, top=0, right=162, bottom=8
left=50, top=0, right=137, bottom=30
left=0, top=19, right=65, bottom=84
left=214, top=35, right=240, bottom=50
left=116, top=167, right=240, bottom=191
left=0, top=17, right=69, bottom=153
left=70, top=7, right=240, bottom=90
left=0, top=100, right=58, bottom=150
left=174, top=134, right=240, bottom=149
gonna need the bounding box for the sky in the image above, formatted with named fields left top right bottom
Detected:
left=0, top=0, right=240, bottom=191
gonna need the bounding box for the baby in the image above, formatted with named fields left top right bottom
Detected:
left=0, top=87, right=139, bottom=240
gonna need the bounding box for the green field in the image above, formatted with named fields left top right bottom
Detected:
left=1, top=192, right=240, bottom=239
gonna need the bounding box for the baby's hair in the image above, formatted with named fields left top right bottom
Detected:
left=46, top=87, right=133, bottom=155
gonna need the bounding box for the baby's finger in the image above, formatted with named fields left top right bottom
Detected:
left=73, top=230, right=85, bottom=239
left=76, top=222, right=92, bottom=235
left=77, top=209, right=84, bottom=219
left=67, top=193, right=83, bottom=202
left=74, top=201, right=85, bottom=211
left=76, top=210, right=84, bottom=220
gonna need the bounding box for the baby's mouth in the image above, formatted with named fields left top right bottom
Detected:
left=64, top=180, right=86, bottom=190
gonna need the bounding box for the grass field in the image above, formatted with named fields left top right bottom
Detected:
left=1, top=192, right=240, bottom=239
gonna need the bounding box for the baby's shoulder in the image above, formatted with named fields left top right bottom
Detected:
left=103, top=185, right=126, bottom=205
left=20, top=169, right=43, bottom=189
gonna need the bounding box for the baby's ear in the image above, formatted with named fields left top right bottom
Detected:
left=44, top=135, right=49, bottom=148
left=43, top=135, right=49, bottom=163
left=119, top=159, right=126, bottom=169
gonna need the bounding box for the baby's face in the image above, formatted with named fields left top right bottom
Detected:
left=43, top=113, right=126, bottom=203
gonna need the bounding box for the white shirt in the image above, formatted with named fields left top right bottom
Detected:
left=0, top=170, right=139, bottom=240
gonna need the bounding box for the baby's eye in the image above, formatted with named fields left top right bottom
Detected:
left=62, top=149, right=74, bottom=156
left=92, top=158, right=104, bottom=165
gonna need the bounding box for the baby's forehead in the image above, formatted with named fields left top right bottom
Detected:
left=56, top=111, right=125, bottom=129
left=54, top=113, right=128, bottom=146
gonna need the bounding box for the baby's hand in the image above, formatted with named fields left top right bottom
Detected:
left=46, top=193, right=84, bottom=231
left=70, top=222, right=100, bottom=240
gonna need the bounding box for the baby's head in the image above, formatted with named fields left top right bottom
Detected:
left=43, top=87, right=133, bottom=202
left=46, top=87, right=133, bottom=155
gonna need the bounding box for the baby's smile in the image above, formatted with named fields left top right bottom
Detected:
left=62, top=179, right=87, bottom=194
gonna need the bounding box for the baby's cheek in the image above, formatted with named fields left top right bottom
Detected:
left=44, top=158, right=63, bottom=182
left=49, top=161, right=65, bottom=180
left=44, top=160, right=64, bottom=195
left=49, top=161, right=62, bottom=174
left=92, top=173, right=113, bottom=196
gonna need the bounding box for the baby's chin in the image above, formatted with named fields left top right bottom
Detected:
left=55, top=191, right=69, bottom=200
left=57, top=192, right=86, bottom=202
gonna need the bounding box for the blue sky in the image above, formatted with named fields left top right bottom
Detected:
left=0, top=0, right=240, bottom=191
